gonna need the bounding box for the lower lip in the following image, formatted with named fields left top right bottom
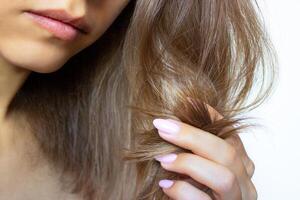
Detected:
left=23, top=11, right=80, bottom=41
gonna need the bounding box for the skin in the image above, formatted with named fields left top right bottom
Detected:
left=0, top=0, right=130, bottom=74
left=0, top=0, right=256, bottom=199
left=153, top=107, right=257, bottom=200
left=0, top=0, right=130, bottom=199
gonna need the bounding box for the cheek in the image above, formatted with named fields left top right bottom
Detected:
left=0, top=4, right=91, bottom=73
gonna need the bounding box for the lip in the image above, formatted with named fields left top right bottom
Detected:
left=23, top=9, right=90, bottom=41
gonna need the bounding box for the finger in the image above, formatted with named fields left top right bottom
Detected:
left=165, top=101, right=256, bottom=199
left=155, top=152, right=241, bottom=199
left=225, top=134, right=255, bottom=178
left=158, top=179, right=212, bottom=200
left=204, top=103, right=255, bottom=178
left=152, top=118, right=244, bottom=170
left=182, top=177, right=212, bottom=193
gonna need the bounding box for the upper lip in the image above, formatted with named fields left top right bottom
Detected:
left=25, top=9, right=91, bottom=34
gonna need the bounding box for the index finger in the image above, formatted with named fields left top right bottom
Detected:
left=152, top=117, right=238, bottom=167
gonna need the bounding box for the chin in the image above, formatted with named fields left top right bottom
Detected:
left=21, top=61, right=67, bottom=74
left=21, top=54, right=70, bottom=74
left=0, top=36, right=73, bottom=74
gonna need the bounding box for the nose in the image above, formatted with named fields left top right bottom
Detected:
left=62, top=0, right=87, bottom=18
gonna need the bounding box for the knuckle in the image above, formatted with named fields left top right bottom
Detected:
left=222, top=144, right=238, bottom=166
left=252, top=189, right=258, bottom=200
left=171, top=180, right=212, bottom=200
left=247, top=159, right=255, bottom=177
left=227, top=133, right=239, bottom=143
left=170, top=180, right=189, bottom=195
left=249, top=182, right=258, bottom=200
left=218, top=169, right=237, bottom=193
left=184, top=131, right=197, bottom=146
left=226, top=134, right=243, bottom=151
left=177, top=153, right=198, bottom=173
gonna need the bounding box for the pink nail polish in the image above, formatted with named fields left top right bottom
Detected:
left=154, top=153, right=177, bottom=163
left=159, top=179, right=174, bottom=189
left=153, top=118, right=180, bottom=135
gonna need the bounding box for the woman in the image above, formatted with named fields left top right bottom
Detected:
left=0, top=0, right=276, bottom=199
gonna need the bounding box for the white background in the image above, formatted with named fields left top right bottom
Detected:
left=240, top=0, right=300, bottom=199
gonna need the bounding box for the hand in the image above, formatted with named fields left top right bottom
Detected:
left=152, top=110, right=256, bottom=200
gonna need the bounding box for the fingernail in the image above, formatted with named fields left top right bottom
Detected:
left=153, top=118, right=180, bottom=135
left=159, top=179, right=174, bottom=189
left=154, top=153, right=177, bottom=163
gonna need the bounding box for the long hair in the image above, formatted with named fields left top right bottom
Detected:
left=7, top=0, right=277, bottom=199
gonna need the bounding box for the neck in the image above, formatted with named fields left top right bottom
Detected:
left=0, top=57, right=30, bottom=122
left=0, top=58, right=44, bottom=176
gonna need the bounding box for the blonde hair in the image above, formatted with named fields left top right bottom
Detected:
left=7, top=0, right=277, bottom=199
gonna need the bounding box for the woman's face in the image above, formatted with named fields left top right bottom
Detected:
left=0, top=0, right=130, bottom=73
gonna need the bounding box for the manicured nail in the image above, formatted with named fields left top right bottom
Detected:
left=159, top=179, right=174, bottom=189
left=154, top=153, right=177, bottom=163
left=153, top=118, right=180, bottom=135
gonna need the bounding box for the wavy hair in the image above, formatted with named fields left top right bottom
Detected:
left=7, top=0, right=277, bottom=199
